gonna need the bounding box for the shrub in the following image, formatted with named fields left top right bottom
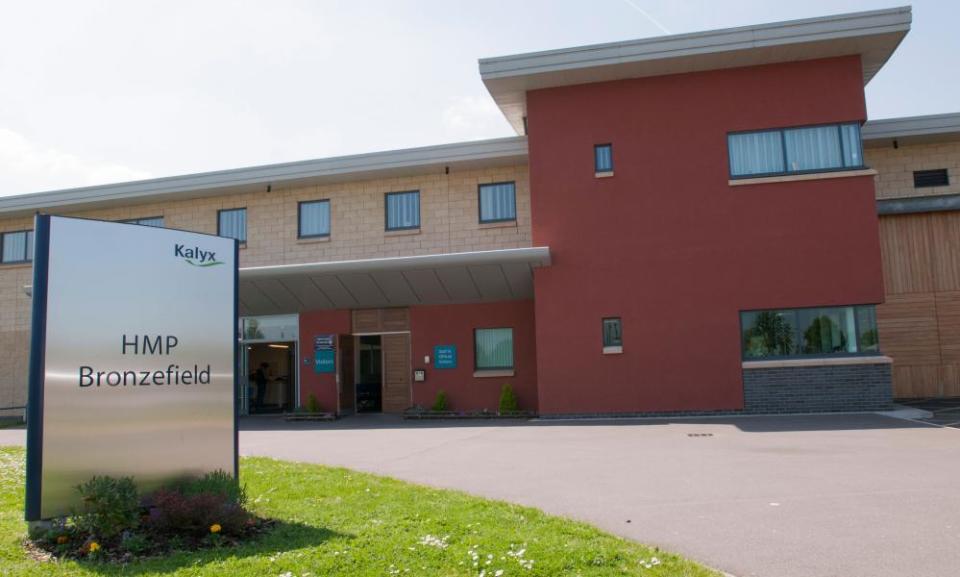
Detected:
left=431, top=390, right=448, bottom=412
left=148, top=489, right=249, bottom=537
left=172, top=470, right=246, bottom=506
left=306, top=393, right=323, bottom=413
left=498, top=383, right=519, bottom=413
left=72, top=476, right=140, bottom=539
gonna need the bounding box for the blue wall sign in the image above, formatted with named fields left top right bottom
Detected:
left=314, top=349, right=335, bottom=374
left=434, top=345, right=457, bottom=369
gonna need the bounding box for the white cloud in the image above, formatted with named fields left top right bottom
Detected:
left=0, top=128, right=151, bottom=196
left=440, top=96, right=513, bottom=141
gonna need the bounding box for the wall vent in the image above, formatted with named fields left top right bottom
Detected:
left=913, top=169, right=949, bottom=188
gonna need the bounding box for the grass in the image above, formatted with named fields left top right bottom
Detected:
left=0, top=447, right=719, bottom=576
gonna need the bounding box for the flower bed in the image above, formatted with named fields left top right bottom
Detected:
left=403, top=407, right=537, bottom=420
left=27, top=471, right=271, bottom=563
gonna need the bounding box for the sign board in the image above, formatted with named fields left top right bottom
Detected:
left=434, top=345, right=457, bottom=369
left=25, top=215, right=238, bottom=520
left=314, top=334, right=335, bottom=351
left=314, top=349, right=336, bottom=374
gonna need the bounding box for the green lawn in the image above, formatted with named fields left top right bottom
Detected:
left=0, top=447, right=719, bottom=576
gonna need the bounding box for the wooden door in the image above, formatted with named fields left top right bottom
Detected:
left=381, top=333, right=411, bottom=413
left=338, top=334, right=355, bottom=413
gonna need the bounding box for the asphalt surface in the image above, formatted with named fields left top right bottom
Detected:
left=3, top=413, right=958, bottom=577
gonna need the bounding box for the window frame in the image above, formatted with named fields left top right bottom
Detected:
left=727, top=121, right=865, bottom=180
left=384, top=190, right=421, bottom=232
left=739, top=304, right=880, bottom=361
left=601, top=317, right=623, bottom=348
left=477, top=181, right=518, bottom=224
left=217, top=207, right=247, bottom=243
left=473, top=327, right=515, bottom=371
left=594, top=143, right=614, bottom=173
left=297, top=199, right=332, bottom=239
left=119, top=216, right=164, bottom=228
left=0, top=229, right=33, bottom=264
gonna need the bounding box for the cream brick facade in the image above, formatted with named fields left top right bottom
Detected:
left=866, top=140, right=960, bottom=200
left=0, top=164, right=531, bottom=415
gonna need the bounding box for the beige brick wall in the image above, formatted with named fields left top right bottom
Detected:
left=0, top=164, right=531, bottom=414
left=866, top=140, right=960, bottom=200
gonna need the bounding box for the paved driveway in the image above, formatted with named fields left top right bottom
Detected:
left=3, top=414, right=959, bottom=577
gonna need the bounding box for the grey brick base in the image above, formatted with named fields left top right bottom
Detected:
left=742, top=361, right=893, bottom=414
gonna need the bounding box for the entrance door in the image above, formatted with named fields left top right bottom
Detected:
left=356, top=336, right=383, bottom=413
left=382, top=333, right=411, bottom=413
left=247, top=341, right=297, bottom=414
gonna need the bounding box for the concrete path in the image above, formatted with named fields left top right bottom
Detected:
left=4, top=414, right=959, bottom=577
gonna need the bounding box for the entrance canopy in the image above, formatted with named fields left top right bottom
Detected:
left=238, top=247, right=551, bottom=315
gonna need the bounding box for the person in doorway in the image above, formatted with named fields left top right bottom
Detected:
left=253, top=362, right=269, bottom=409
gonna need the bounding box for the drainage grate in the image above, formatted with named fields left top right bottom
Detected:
left=687, top=433, right=714, bottom=437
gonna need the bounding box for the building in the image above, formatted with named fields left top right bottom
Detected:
left=1, top=6, right=956, bottom=418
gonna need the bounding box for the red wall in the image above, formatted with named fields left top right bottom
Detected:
left=527, top=56, right=884, bottom=414
left=410, top=300, right=538, bottom=412
left=298, top=309, right=351, bottom=413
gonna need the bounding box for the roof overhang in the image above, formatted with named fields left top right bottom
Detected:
left=0, top=136, right=529, bottom=218
left=237, top=247, right=551, bottom=315
left=480, top=6, right=912, bottom=134
left=863, top=112, right=960, bottom=148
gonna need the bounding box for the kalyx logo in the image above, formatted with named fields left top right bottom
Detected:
left=175, top=244, right=224, bottom=267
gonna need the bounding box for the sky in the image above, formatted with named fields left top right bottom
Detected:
left=0, top=0, right=955, bottom=196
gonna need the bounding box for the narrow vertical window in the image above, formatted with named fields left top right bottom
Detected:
left=594, top=144, right=613, bottom=173
left=602, top=317, right=622, bottom=353
left=299, top=200, right=331, bottom=238
left=385, top=191, right=420, bottom=231
left=478, top=182, right=516, bottom=223
left=218, top=208, right=247, bottom=243
left=474, top=328, right=514, bottom=370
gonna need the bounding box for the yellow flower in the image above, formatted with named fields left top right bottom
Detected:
left=210, top=523, right=222, bottom=534
left=56, top=535, right=68, bottom=545
left=88, top=541, right=100, bottom=553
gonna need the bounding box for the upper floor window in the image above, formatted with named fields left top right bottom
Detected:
left=385, top=191, right=420, bottom=231
left=121, top=216, right=164, bottom=227
left=728, top=122, right=863, bottom=178
left=298, top=200, right=331, bottom=238
left=594, top=144, right=613, bottom=173
left=741, top=304, right=878, bottom=360
left=218, top=208, right=247, bottom=243
left=602, top=317, right=622, bottom=348
left=1, top=230, right=32, bottom=264
left=478, top=182, right=516, bottom=223
left=474, top=327, right=514, bottom=371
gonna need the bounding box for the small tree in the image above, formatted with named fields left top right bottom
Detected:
left=431, top=390, right=448, bottom=412
left=498, top=383, right=519, bottom=413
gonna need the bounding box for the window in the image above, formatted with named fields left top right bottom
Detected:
left=602, top=318, right=622, bottom=347
left=594, top=144, right=613, bottom=173
left=913, top=169, right=949, bottom=188
left=298, top=200, right=331, bottom=238
left=741, top=305, right=879, bottom=360
left=218, top=208, right=247, bottom=242
left=478, top=182, right=516, bottom=223
left=1, top=230, right=32, bottom=263
left=728, top=122, right=863, bottom=178
left=385, top=191, right=420, bottom=231
left=474, top=328, right=514, bottom=370
left=121, top=216, right=164, bottom=227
